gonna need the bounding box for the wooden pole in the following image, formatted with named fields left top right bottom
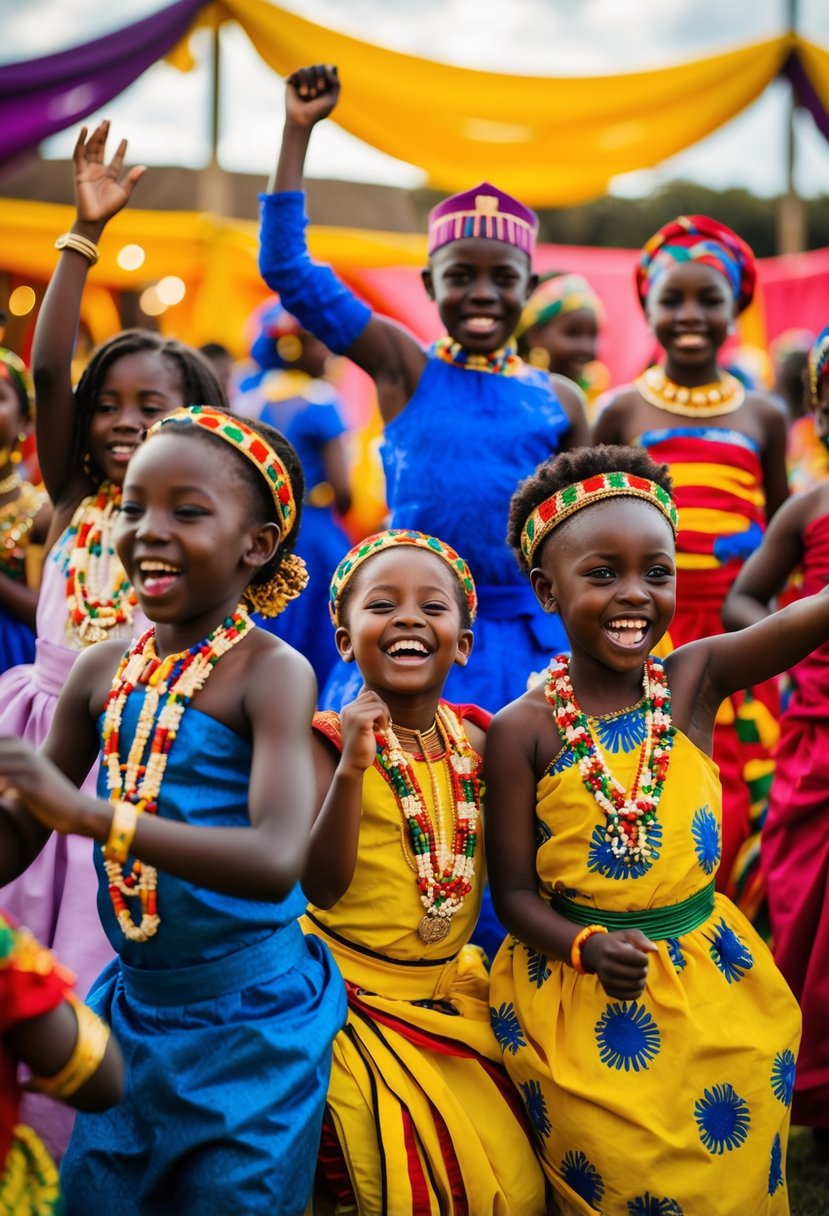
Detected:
left=777, top=0, right=806, bottom=253
left=197, top=20, right=232, bottom=217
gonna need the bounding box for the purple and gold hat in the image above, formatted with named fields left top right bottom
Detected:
left=427, top=182, right=538, bottom=259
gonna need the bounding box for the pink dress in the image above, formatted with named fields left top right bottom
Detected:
left=0, top=525, right=148, bottom=1158
left=762, top=511, right=829, bottom=1128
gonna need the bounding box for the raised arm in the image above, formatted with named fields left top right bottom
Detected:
left=671, top=580, right=829, bottom=752
left=302, top=688, right=389, bottom=909
left=261, top=65, right=426, bottom=423
left=32, top=123, right=145, bottom=514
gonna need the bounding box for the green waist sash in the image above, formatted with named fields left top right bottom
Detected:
left=551, top=881, right=715, bottom=940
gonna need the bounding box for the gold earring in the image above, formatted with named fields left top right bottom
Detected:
left=528, top=346, right=551, bottom=371
left=276, top=335, right=302, bottom=363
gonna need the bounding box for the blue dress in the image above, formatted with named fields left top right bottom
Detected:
left=60, top=698, right=346, bottom=1216
left=321, top=351, right=570, bottom=715
left=254, top=376, right=351, bottom=690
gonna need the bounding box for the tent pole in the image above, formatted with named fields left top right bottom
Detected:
left=198, top=20, right=232, bottom=218
left=777, top=0, right=806, bottom=254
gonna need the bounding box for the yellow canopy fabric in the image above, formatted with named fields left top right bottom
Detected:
left=0, top=197, right=427, bottom=353
left=208, top=0, right=802, bottom=205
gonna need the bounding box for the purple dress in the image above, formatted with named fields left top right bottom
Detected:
left=0, top=526, right=148, bottom=1159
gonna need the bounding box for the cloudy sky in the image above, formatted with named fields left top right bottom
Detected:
left=4, top=0, right=829, bottom=199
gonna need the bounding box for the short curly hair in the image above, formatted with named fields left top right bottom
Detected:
left=507, top=444, right=674, bottom=572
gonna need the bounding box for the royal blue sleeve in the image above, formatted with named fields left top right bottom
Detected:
left=258, top=191, right=372, bottom=355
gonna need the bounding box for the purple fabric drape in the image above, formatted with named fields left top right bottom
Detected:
left=0, top=0, right=207, bottom=164
left=782, top=51, right=829, bottom=143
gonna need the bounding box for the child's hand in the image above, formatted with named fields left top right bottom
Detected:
left=285, top=65, right=340, bottom=128
left=0, top=738, right=86, bottom=836
left=339, top=688, right=389, bottom=775
left=581, top=928, right=658, bottom=1000
left=73, top=121, right=146, bottom=227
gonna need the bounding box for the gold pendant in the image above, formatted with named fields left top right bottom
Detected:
left=418, top=913, right=451, bottom=943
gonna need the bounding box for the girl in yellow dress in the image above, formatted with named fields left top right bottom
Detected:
left=304, top=529, right=547, bottom=1215
left=486, top=445, right=809, bottom=1215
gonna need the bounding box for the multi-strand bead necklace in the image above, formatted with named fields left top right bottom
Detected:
left=546, top=654, right=675, bottom=866
left=101, top=607, right=252, bottom=941
left=374, top=705, right=481, bottom=944
left=64, top=483, right=137, bottom=646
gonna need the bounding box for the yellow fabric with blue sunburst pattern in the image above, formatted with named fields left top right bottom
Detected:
left=488, top=700, right=801, bottom=1215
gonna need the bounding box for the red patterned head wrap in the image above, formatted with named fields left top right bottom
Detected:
left=636, top=215, right=756, bottom=315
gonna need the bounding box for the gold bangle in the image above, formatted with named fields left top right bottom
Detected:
left=31, top=994, right=110, bottom=1099
left=103, top=800, right=137, bottom=863
left=54, top=232, right=99, bottom=265
left=570, top=924, right=609, bottom=975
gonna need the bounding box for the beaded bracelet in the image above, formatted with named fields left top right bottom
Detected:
left=103, top=800, right=137, bottom=864
left=31, top=994, right=110, bottom=1099
left=570, top=924, right=609, bottom=975
left=54, top=233, right=99, bottom=265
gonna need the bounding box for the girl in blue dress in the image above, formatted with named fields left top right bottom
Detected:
left=260, top=64, right=589, bottom=715
left=0, top=406, right=346, bottom=1216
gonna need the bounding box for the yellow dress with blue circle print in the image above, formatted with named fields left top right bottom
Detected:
left=488, top=696, right=801, bottom=1216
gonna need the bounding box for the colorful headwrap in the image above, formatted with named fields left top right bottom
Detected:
left=515, top=272, right=604, bottom=340
left=427, top=182, right=537, bottom=259
left=636, top=215, right=756, bottom=315
left=247, top=297, right=304, bottom=372
left=808, top=325, right=829, bottom=405
left=0, top=348, right=33, bottom=417
left=329, top=529, right=478, bottom=627
left=521, top=472, right=678, bottom=566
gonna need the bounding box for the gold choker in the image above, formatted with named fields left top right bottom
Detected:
left=390, top=719, right=445, bottom=761
left=636, top=366, right=745, bottom=417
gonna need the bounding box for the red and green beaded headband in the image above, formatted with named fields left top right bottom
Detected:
left=329, top=529, right=478, bottom=627
left=520, top=472, right=678, bottom=565
left=147, top=405, right=297, bottom=540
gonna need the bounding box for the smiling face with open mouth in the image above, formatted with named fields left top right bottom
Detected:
left=645, top=261, right=735, bottom=384
left=534, top=497, right=676, bottom=704
left=423, top=237, right=535, bottom=355
left=87, top=350, right=187, bottom=486
left=334, top=547, right=473, bottom=711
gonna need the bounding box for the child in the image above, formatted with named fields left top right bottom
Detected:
left=723, top=325, right=829, bottom=1160
left=0, top=123, right=227, bottom=1158
left=0, top=406, right=346, bottom=1215
left=485, top=444, right=807, bottom=1215
left=303, top=529, right=547, bottom=1214
left=515, top=270, right=608, bottom=422
left=0, top=907, right=122, bottom=1214
left=0, top=349, right=49, bottom=675
left=593, top=216, right=789, bottom=906
left=259, top=64, right=589, bottom=713
left=236, top=297, right=353, bottom=690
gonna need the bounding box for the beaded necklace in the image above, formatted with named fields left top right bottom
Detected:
left=64, top=483, right=138, bottom=647
left=374, top=705, right=481, bottom=943
left=545, top=654, right=675, bottom=866
left=433, top=336, right=522, bottom=376
left=636, top=365, right=745, bottom=417
left=0, top=468, right=22, bottom=495
left=0, top=481, right=46, bottom=581
left=101, top=607, right=252, bottom=941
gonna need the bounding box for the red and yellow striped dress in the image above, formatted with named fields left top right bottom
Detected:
left=638, top=424, right=779, bottom=913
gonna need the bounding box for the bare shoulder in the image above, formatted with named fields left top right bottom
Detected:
left=241, top=628, right=316, bottom=707
left=488, top=685, right=553, bottom=770
left=74, top=638, right=133, bottom=709
left=744, top=388, right=788, bottom=432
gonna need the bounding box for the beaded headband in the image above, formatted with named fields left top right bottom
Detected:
left=520, top=472, right=678, bottom=565
left=516, top=273, right=604, bottom=340
left=808, top=325, right=829, bottom=405
left=147, top=405, right=297, bottom=541
left=329, top=529, right=478, bottom=627
left=0, top=348, right=33, bottom=417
